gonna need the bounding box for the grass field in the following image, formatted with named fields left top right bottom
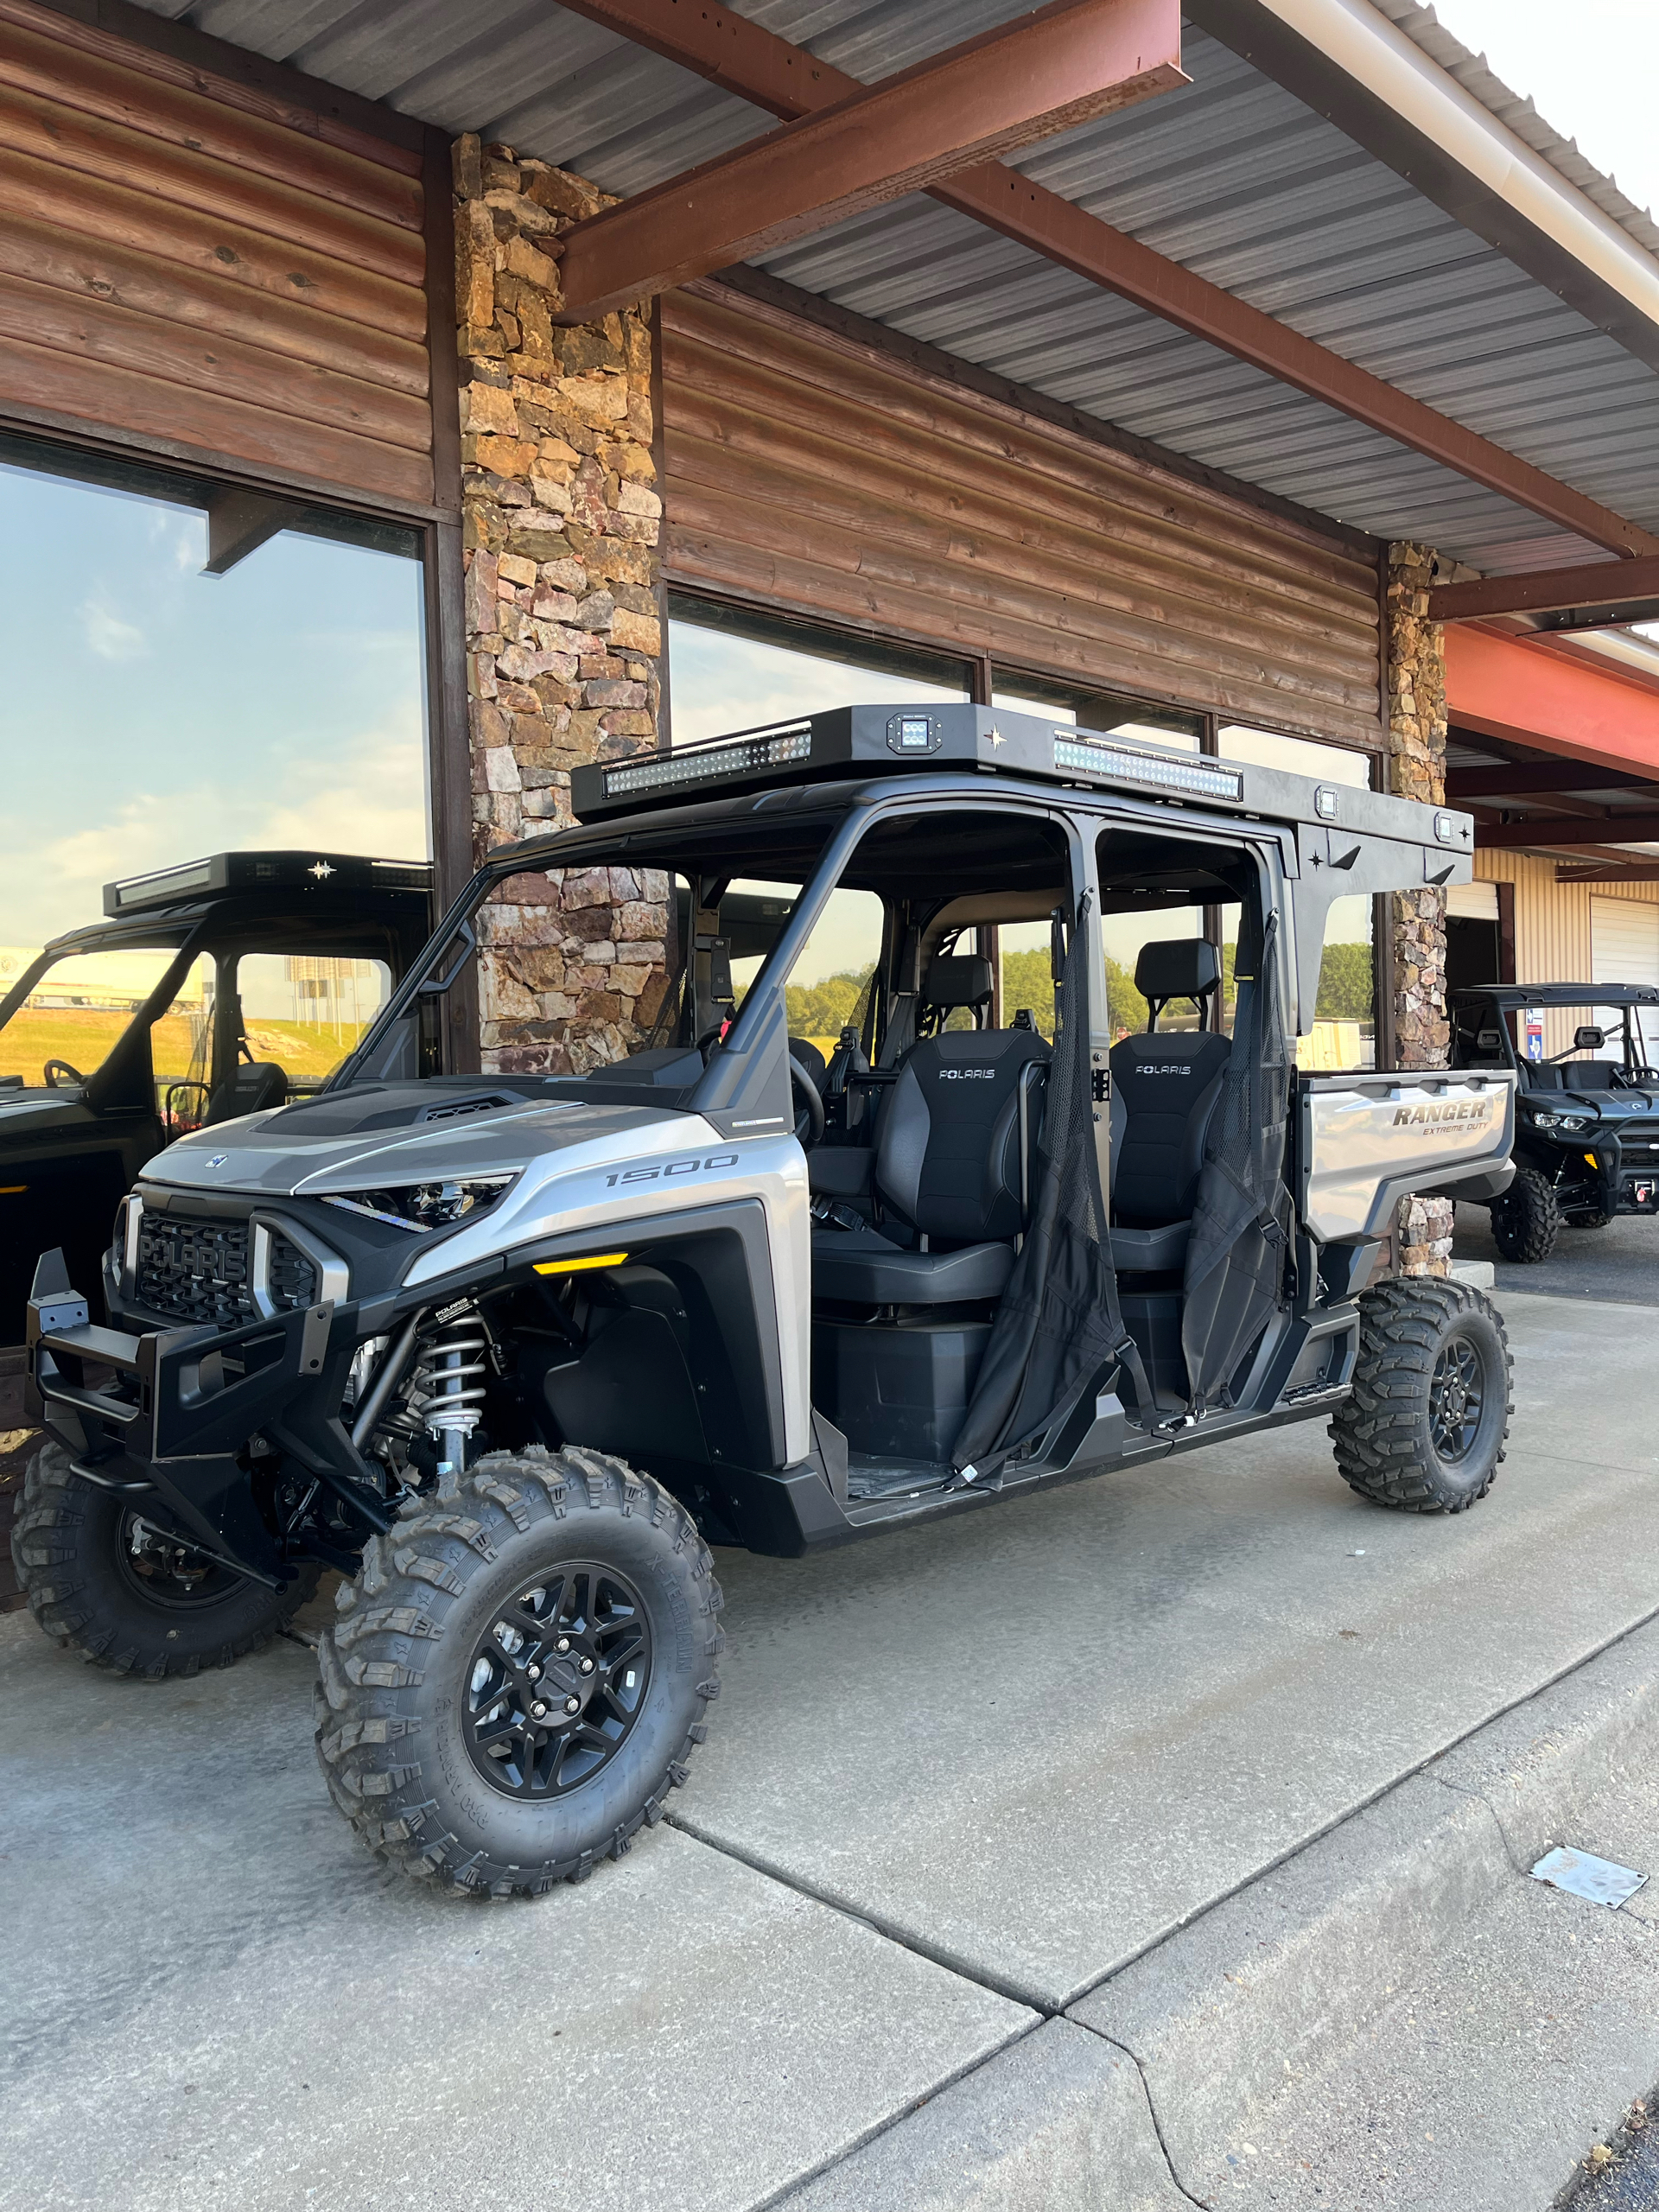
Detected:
left=0, top=1008, right=365, bottom=1090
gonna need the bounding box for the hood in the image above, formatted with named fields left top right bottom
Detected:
left=142, top=1081, right=684, bottom=1198
left=0, top=1084, right=91, bottom=1130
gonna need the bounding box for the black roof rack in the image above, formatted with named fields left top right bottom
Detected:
left=102, top=851, right=433, bottom=918
left=569, top=702, right=1474, bottom=858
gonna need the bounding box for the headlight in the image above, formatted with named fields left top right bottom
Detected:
left=321, top=1174, right=516, bottom=1233
left=1527, top=1108, right=1592, bottom=1133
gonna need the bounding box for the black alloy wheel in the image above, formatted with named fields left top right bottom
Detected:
left=1427, top=1333, right=1484, bottom=1462
left=315, top=1447, right=723, bottom=1896
left=10, top=1440, right=318, bottom=1676
left=465, top=1561, right=652, bottom=1798
left=115, top=1512, right=247, bottom=1611
left=1330, top=1277, right=1511, bottom=1513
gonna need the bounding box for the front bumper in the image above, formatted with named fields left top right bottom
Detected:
left=1540, top=1126, right=1659, bottom=1217
left=27, top=1265, right=390, bottom=1586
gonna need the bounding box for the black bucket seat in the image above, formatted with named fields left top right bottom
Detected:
left=1108, top=940, right=1232, bottom=1273
left=812, top=957, right=1049, bottom=1305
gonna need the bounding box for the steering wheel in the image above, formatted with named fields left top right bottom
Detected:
left=790, top=1052, right=826, bottom=1148
left=43, top=1058, right=84, bottom=1088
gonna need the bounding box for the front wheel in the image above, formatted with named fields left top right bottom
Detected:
left=315, top=1448, right=722, bottom=1896
left=1330, top=1278, right=1510, bottom=1513
left=10, top=1440, right=318, bottom=1675
left=1489, top=1166, right=1560, bottom=1262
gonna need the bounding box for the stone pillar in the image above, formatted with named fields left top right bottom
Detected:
left=1385, top=541, right=1454, bottom=1276
left=452, top=134, right=671, bottom=1073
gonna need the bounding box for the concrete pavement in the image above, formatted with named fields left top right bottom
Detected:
left=4, top=1290, right=1659, bottom=2209
left=1456, top=1202, right=1659, bottom=1306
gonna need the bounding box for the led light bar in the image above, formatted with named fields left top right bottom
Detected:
left=1054, top=734, right=1243, bottom=802
left=111, top=859, right=214, bottom=907
left=603, top=725, right=813, bottom=801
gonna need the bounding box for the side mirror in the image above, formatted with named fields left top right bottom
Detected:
left=1574, top=1025, right=1605, bottom=1052
left=1476, top=1028, right=1503, bottom=1052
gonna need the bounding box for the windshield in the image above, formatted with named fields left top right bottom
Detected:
left=0, top=939, right=200, bottom=1091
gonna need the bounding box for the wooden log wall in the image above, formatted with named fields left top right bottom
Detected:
left=661, top=284, right=1384, bottom=749
left=0, top=0, right=431, bottom=505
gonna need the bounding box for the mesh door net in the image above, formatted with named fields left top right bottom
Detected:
left=952, top=895, right=1145, bottom=1479
left=1179, top=907, right=1293, bottom=1411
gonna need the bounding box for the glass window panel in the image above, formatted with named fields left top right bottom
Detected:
left=780, top=885, right=884, bottom=1052
left=1215, top=903, right=1243, bottom=1037
left=1301, top=893, right=1376, bottom=1071
left=0, top=943, right=196, bottom=1088
left=668, top=604, right=969, bottom=747
left=998, top=919, right=1055, bottom=1039
left=0, top=439, right=429, bottom=953
left=1218, top=725, right=1374, bottom=787
left=1100, top=906, right=1208, bottom=1037
left=235, top=952, right=392, bottom=1090
left=994, top=675, right=1203, bottom=752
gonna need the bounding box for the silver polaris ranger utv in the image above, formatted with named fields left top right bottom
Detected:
left=16, top=705, right=1516, bottom=1897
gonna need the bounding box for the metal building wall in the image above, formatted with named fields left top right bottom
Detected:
left=1474, top=850, right=1659, bottom=1057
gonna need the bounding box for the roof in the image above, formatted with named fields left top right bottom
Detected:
left=102, top=851, right=433, bottom=918
left=1452, top=982, right=1659, bottom=1008
left=128, top=0, right=1659, bottom=579
left=560, top=703, right=1472, bottom=865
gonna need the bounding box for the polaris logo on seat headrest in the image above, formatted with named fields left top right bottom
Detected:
left=939, top=1066, right=996, bottom=1080
left=1142, top=1065, right=1192, bottom=1077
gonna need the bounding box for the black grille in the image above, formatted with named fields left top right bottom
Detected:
left=135, top=1218, right=319, bottom=1325
left=137, top=1218, right=255, bottom=1328
left=266, top=1236, right=319, bottom=1311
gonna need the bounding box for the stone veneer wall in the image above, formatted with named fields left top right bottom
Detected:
left=1385, top=541, right=1454, bottom=1277
left=453, top=133, right=671, bottom=1074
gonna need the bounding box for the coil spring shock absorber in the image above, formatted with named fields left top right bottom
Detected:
left=410, top=1303, right=490, bottom=1478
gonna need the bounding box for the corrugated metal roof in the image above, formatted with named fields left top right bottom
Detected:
left=137, top=0, right=1659, bottom=575
left=1376, top=0, right=1659, bottom=262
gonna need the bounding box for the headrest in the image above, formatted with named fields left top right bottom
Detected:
left=922, top=954, right=993, bottom=1010
left=1135, top=938, right=1219, bottom=1003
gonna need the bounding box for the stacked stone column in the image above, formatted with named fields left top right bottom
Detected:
left=453, top=133, right=670, bottom=1073
left=1385, top=541, right=1454, bottom=1276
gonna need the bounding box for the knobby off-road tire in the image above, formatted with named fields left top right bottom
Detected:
left=1565, top=1208, right=1611, bottom=1230
left=315, top=1447, right=722, bottom=1897
left=9, top=1439, right=319, bottom=1677
left=1489, top=1166, right=1560, bottom=1262
left=1330, top=1278, right=1511, bottom=1513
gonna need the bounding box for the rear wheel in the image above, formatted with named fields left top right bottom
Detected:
left=1489, top=1167, right=1560, bottom=1262
left=1565, top=1209, right=1611, bottom=1230
left=10, top=1439, right=318, bottom=1676
left=1330, top=1278, right=1510, bottom=1513
left=315, top=1447, right=722, bottom=1896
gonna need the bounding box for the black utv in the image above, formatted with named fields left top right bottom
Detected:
left=0, top=852, right=433, bottom=1344
left=16, top=706, right=1515, bottom=1899
left=1450, top=981, right=1659, bottom=1262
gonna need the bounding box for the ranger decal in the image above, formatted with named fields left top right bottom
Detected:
left=1392, top=1098, right=1493, bottom=1128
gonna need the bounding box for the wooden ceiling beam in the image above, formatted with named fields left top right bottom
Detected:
left=558, top=0, right=1659, bottom=558
left=555, top=0, right=1185, bottom=322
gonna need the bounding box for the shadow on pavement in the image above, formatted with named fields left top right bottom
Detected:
left=1456, top=1204, right=1659, bottom=1307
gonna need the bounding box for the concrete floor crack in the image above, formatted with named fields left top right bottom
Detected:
left=1082, top=2026, right=1216, bottom=2211
left=665, top=1809, right=1058, bottom=2013
left=747, top=2018, right=1051, bottom=2211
